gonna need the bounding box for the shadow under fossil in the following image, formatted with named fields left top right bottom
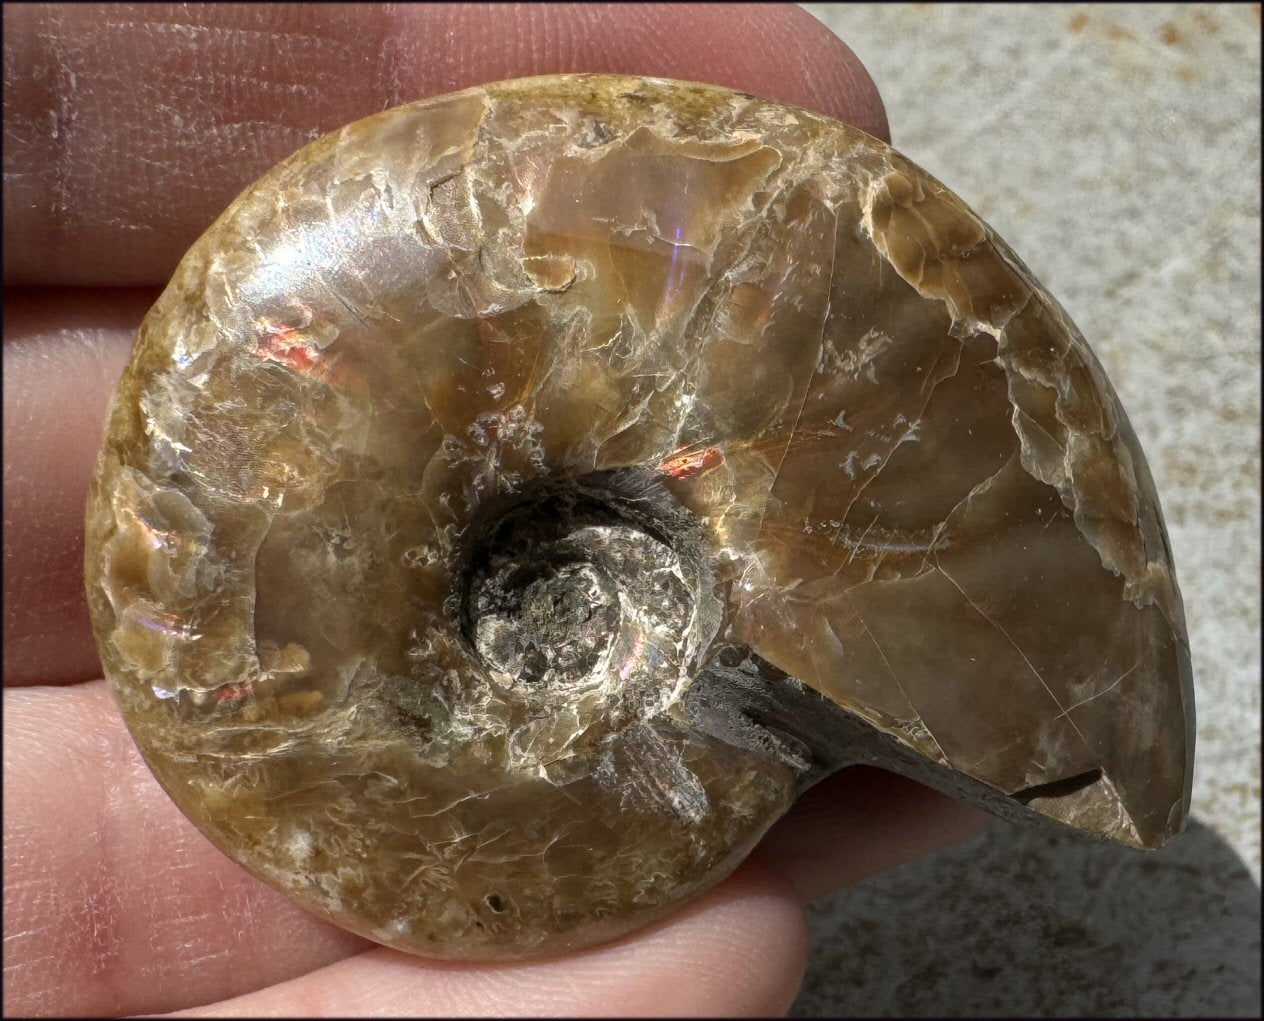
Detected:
left=791, top=816, right=1261, bottom=1018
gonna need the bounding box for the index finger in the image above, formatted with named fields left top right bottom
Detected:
left=2, top=2, right=888, bottom=286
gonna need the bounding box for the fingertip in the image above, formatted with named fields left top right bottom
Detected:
left=419, top=860, right=812, bottom=1017
left=762, top=4, right=891, bottom=140
left=172, top=859, right=810, bottom=1018
left=5, top=2, right=891, bottom=285
left=651, top=857, right=811, bottom=1016
left=759, top=766, right=989, bottom=902
left=385, top=4, right=889, bottom=139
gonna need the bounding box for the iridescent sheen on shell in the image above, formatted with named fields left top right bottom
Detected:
left=84, top=74, right=1195, bottom=959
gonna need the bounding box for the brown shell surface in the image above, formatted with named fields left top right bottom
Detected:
left=85, top=74, right=1194, bottom=958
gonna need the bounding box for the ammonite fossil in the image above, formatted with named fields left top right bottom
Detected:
left=85, top=74, right=1195, bottom=959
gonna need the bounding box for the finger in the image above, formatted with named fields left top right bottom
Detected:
left=167, top=863, right=806, bottom=1018
left=2, top=289, right=145, bottom=685
left=3, top=681, right=964, bottom=1016
left=2, top=681, right=370, bottom=1018
left=758, top=765, right=988, bottom=902
left=4, top=2, right=887, bottom=286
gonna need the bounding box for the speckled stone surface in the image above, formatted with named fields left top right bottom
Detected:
left=794, top=3, right=1261, bottom=1016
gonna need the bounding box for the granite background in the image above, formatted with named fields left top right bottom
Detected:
left=794, top=4, right=1261, bottom=1017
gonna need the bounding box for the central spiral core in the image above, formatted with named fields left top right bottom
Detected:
left=457, top=471, right=720, bottom=699
left=474, top=556, right=621, bottom=687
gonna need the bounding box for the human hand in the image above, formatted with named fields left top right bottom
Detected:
left=3, top=4, right=982, bottom=1015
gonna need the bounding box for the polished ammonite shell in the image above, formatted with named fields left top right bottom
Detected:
left=84, top=74, right=1195, bottom=959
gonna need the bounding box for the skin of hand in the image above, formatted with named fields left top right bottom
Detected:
left=2, top=4, right=984, bottom=1016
